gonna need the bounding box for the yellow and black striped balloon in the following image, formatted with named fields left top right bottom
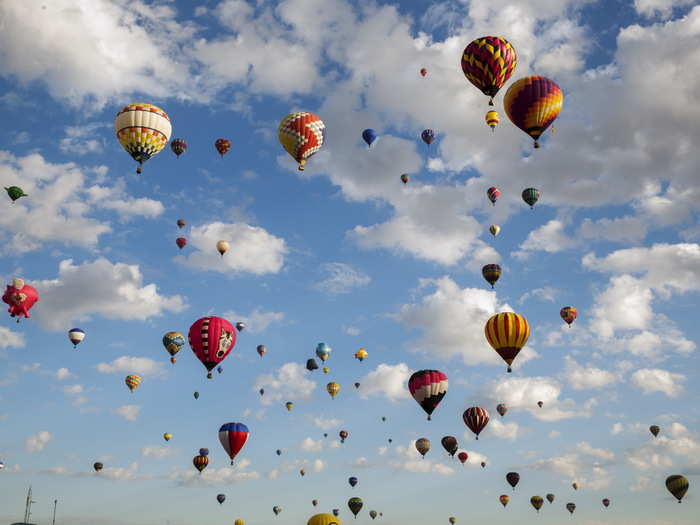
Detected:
left=666, top=475, right=689, bottom=503
left=484, top=312, right=530, bottom=372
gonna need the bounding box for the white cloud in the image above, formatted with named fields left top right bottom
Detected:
left=578, top=216, right=648, bottom=243
left=313, top=262, right=370, bottom=294
left=392, top=276, right=537, bottom=367
left=254, top=362, right=316, bottom=405
left=311, top=416, right=343, bottom=430
left=33, top=258, right=185, bottom=331
left=357, top=363, right=411, bottom=401
left=0, top=326, right=25, bottom=349
left=59, top=122, right=107, bottom=155
left=55, top=368, right=75, bottom=380
left=141, top=446, right=175, bottom=459
left=352, top=456, right=371, bottom=468
left=299, top=437, right=324, bottom=453
left=563, top=356, right=619, bottom=390
left=589, top=275, right=654, bottom=339
left=529, top=442, right=614, bottom=490
left=178, top=221, right=287, bottom=275
left=343, top=325, right=361, bottom=336
left=634, top=0, right=696, bottom=19
left=25, top=430, right=52, bottom=453
left=171, top=458, right=261, bottom=487
left=630, top=368, right=686, bottom=398
left=518, top=286, right=557, bottom=304
left=513, top=219, right=577, bottom=258
left=223, top=308, right=285, bottom=334
left=62, top=384, right=84, bottom=395
left=97, top=356, right=164, bottom=377
left=625, top=423, right=700, bottom=474
left=114, top=405, right=141, bottom=422
left=482, top=419, right=522, bottom=441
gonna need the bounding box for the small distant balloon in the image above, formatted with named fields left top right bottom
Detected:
left=236, top=322, right=246, bottom=332
left=68, top=328, right=85, bottom=348
left=217, top=240, right=229, bottom=256
left=215, top=138, right=231, bottom=157
left=362, top=129, right=378, bottom=148
left=650, top=425, right=660, bottom=437
left=400, top=174, right=409, bottom=184
left=489, top=225, right=500, bottom=237
left=257, top=344, right=267, bottom=357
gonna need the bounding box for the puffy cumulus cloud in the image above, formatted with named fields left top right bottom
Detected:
left=97, top=356, right=164, bottom=377
left=311, top=416, right=343, bottom=430
left=171, top=459, right=260, bottom=487
left=357, top=363, right=411, bottom=401
left=518, top=286, right=558, bottom=304
left=529, top=442, right=615, bottom=490
left=634, top=0, right=696, bottom=19
left=390, top=441, right=455, bottom=475
left=114, top=405, right=141, bottom=422
left=352, top=456, right=372, bottom=468
left=477, top=376, right=594, bottom=421
left=589, top=275, right=654, bottom=339
left=625, top=423, right=700, bottom=473
left=391, top=277, right=537, bottom=367
left=141, top=445, right=175, bottom=459
left=0, top=326, right=25, bottom=349
left=59, top=122, right=108, bottom=155
left=55, top=367, right=75, bottom=380
left=313, top=263, right=371, bottom=295
left=513, top=219, right=577, bottom=259
left=630, top=368, right=686, bottom=398
left=25, top=430, right=52, bottom=453
left=298, top=437, right=324, bottom=453
left=563, top=356, right=619, bottom=390
left=178, top=221, right=286, bottom=275
left=62, top=384, right=84, bottom=395
left=0, top=1, right=196, bottom=107
left=482, top=419, right=522, bottom=441
left=578, top=216, right=649, bottom=244
left=39, top=462, right=144, bottom=481
left=32, top=258, right=185, bottom=331
left=223, top=307, right=285, bottom=335
left=254, top=362, right=316, bottom=405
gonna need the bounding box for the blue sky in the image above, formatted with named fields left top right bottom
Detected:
left=0, top=1, right=699, bottom=524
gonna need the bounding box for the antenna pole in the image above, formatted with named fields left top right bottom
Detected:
left=52, top=499, right=58, bottom=525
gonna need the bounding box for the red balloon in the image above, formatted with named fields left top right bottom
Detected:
left=2, top=279, right=39, bottom=320
left=420, top=68, right=428, bottom=77
left=215, top=138, right=231, bottom=157
left=188, top=317, right=237, bottom=378
left=457, top=451, right=468, bottom=465
left=463, top=406, right=490, bottom=439
left=176, top=237, right=187, bottom=249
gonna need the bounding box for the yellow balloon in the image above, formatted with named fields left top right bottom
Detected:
left=326, top=382, right=340, bottom=399
left=308, top=514, right=341, bottom=525
left=489, top=225, right=501, bottom=237
left=354, top=348, right=368, bottom=361
left=235, top=520, right=245, bottom=525
left=125, top=374, right=142, bottom=392
left=114, top=103, right=171, bottom=174
left=163, top=433, right=172, bottom=442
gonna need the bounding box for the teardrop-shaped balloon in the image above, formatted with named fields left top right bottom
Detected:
left=504, top=76, right=563, bottom=148
left=415, top=437, right=431, bottom=458
left=461, top=36, right=517, bottom=105
left=278, top=112, right=325, bottom=171
left=408, top=370, right=448, bottom=420
left=666, top=475, right=689, bottom=502
left=463, top=407, right=489, bottom=439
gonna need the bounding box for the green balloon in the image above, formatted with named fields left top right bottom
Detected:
left=5, top=186, right=27, bottom=202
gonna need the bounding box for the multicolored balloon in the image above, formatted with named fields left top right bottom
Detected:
left=504, top=76, right=563, bottom=148
left=461, top=36, right=517, bottom=105
left=257, top=344, right=267, bottom=357
left=125, top=374, right=141, bottom=392
left=487, top=186, right=500, bottom=205
left=489, top=225, right=501, bottom=237
left=408, top=370, right=448, bottom=420
left=369, top=511, right=377, bottom=520
left=484, top=312, right=531, bottom=372
left=421, top=129, right=435, bottom=146
left=354, top=348, right=368, bottom=361
left=560, top=306, right=577, bottom=327
left=114, top=103, right=171, bottom=174
left=482, top=264, right=501, bottom=288
left=236, top=322, right=246, bottom=332
left=522, top=187, right=540, bottom=208
left=188, top=316, right=237, bottom=378
left=68, top=328, right=85, bottom=348
left=278, top=112, right=326, bottom=171
left=420, top=68, right=428, bottom=77
left=163, top=433, right=172, bottom=442
left=273, top=506, right=282, bottom=516
left=485, top=110, right=500, bottom=131
left=215, top=138, right=231, bottom=157
left=162, top=331, right=185, bottom=363
left=415, top=437, right=431, bottom=458
left=177, top=219, right=186, bottom=229
left=499, top=495, right=509, bottom=508
left=496, top=403, right=507, bottom=417
left=348, top=497, right=363, bottom=518
left=530, top=496, right=544, bottom=513
left=219, top=422, right=250, bottom=465
left=463, top=407, right=489, bottom=439
left=193, top=454, right=208, bottom=473
left=170, top=138, right=187, bottom=157
left=400, top=174, right=409, bottom=184
left=316, top=343, right=332, bottom=361
left=285, top=402, right=294, bottom=411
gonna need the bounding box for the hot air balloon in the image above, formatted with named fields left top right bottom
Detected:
left=348, top=497, right=363, bottom=518
left=312, top=500, right=319, bottom=507
left=522, top=188, right=540, bottom=208
left=572, top=482, right=579, bottom=492
left=217, top=494, right=226, bottom=505
left=324, top=433, right=329, bottom=438
left=5, top=186, right=27, bottom=202
left=504, top=76, right=563, bottom=148
left=506, top=472, right=520, bottom=490
left=199, top=448, right=209, bottom=456
left=400, top=174, right=409, bottom=184
left=362, top=129, right=378, bottom=148
left=323, top=367, right=330, bottom=374
left=93, top=462, right=103, bottom=472
left=495, top=403, right=507, bottom=417
left=415, top=438, right=431, bottom=458
left=666, top=475, right=688, bottom=502
left=114, top=103, right=171, bottom=174
left=538, top=401, right=544, bottom=408
left=560, top=306, right=577, bottom=326
left=170, top=139, right=187, bottom=158
left=194, top=391, right=200, bottom=399
left=457, top=451, right=468, bottom=465
left=300, top=469, right=306, bottom=477
left=188, top=316, right=236, bottom=378
left=420, top=68, right=427, bottom=77
left=163, top=433, right=172, bottom=442
left=273, top=507, right=282, bottom=516
left=68, top=328, right=85, bottom=348
left=216, top=240, right=229, bottom=256
left=307, top=358, right=319, bottom=371
left=441, top=436, right=458, bottom=457
left=0, top=461, right=5, bottom=470
left=125, top=374, right=141, bottom=392
left=316, top=343, right=331, bottom=361
left=235, top=520, right=244, bottom=525
left=387, top=438, right=393, bottom=444
left=215, top=138, right=231, bottom=157
left=257, top=345, right=267, bottom=357
left=421, top=129, right=435, bottom=146
left=176, top=237, right=187, bottom=249
left=349, top=476, right=358, bottom=488
left=193, top=454, right=208, bottom=473
left=489, top=225, right=501, bottom=237
left=219, top=422, right=249, bottom=465
left=482, top=264, right=501, bottom=288
left=381, top=416, right=386, bottom=422
left=463, top=407, right=489, bottom=439
left=339, top=430, right=348, bottom=443
left=486, top=110, right=500, bottom=131
left=602, top=498, right=610, bottom=508
left=278, top=112, right=325, bottom=171
left=177, top=219, right=186, bottom=228
left=499, top=495, right=509, bottom=508
left=461, top=36, right=517, bottom=105
left=448, top=517, right=455, bottom=525
left=485, top=312, right=530, bottom=372
left=650, top=425, right=660, bottom=437
left=285, top=402, right=294, bottom=411
left=333, top=509, right=340, bottom=517
left=162, top=331, right=185, bottom=364
left=487, top=187, right=500, bottom=205
left=530, top=496, right=544, bottom=512
left=327, top=382, right=340, bottom=399
left=354, top=348, right=368, bottom=361
left=546, top=494, right=555, bottom=504
left=217, top=365, right=223, bottom=374
left=565, top=503, right=576, bottom=515
left=408, top=369, right=448, bottom=420
left=369, top=511, right=377, bottom=520
left=354, top=382, right=361, bottom=389
left=3, top=278, right=39, bottom=321
left=481, top=461, right=486, bottom=468
left=308, top=513, right=338, bottom=525
left=235, top=322, right=246, bottom=332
